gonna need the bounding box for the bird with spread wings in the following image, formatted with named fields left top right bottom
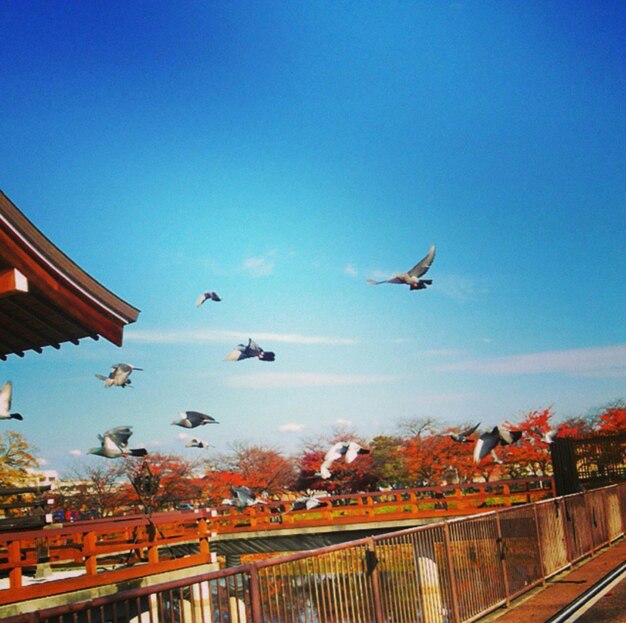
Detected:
left=367, top=244, right=436, bottom=290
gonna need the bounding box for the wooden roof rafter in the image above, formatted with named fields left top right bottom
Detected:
left=0, top=190, right=140, bottom=359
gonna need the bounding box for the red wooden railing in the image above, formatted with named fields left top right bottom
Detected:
left=0, top=477, right=554, bottom=605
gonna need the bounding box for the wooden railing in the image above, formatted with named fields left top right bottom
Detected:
left=0, top=477, right=554, bottom=605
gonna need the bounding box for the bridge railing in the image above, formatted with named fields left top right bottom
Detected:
left=4, top=481, right=625, bottom=623
left=0, top=478, right=553, bottom=605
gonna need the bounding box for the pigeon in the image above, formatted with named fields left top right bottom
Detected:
left=95, top=363, right=142, bottom=388
left=473, top=426, right=523, bottom=463
left=222, top=486, right=267, bottom=510
left=437, top=422, right=480, bottom=443
left=320, top=441, right=370, bottom=479
left=172, top=411, right=219, bottom=428
left=185, top=437, right=212, bottom=449
left=533, top=428, right=559, bottom=444
left=290, top=496, right=328, bottom=512
left=88, top=426, right=147, bottom=459
left=0, top=381, right=23, bottom=421
left=367, top=244, right=436, bottom=291
left=224, top=338, right=275, bottom=362
left=196, top=291, right=221, bottom=307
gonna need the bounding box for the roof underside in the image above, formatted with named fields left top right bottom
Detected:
left=0, top=191, right=140, bottom=360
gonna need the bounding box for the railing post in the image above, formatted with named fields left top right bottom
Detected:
left=83, top=531, right=97, bottom=576
left=366, top=538, right=385, bottom=623
left=495, top=513, right=511, bottom=606
left=533, top=504, right=546, bottom=585
left=8, top=540, right=22, bottom=589
left=248, top=564, right=263, bottom=623
left=442, top=522, right=461, bottom=623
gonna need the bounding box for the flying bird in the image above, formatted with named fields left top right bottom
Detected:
left=222, top=486, right=267, bottom=510
left=224, top=338, right=275, bottom=362
left=320, top=441, right=370, bottom=479
left=437, top=422, right=480, bottom=443
left=473, top=426, right=523, bottom=464
left=172, top=411, right=219, bottom=428
left=367, top=244, right=436, bottom=290
left=532, top=428, right=559, bottom=444
left=290, top=496, right=328, bottom=512
left=95, top=363, right=143, bottom=388
left=0, top=382, right=23, bottom=421
left=185, top=437, right=212, bottom=449
left=196, top=291, right=221, bottom=307
left=87, top=426, right=147, bottom=459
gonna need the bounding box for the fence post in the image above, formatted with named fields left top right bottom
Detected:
left=442, top=522, right=461, bottom=623
left=366, top=538, right=385, bottom=623
left=8, top=540, right=22, bottom=589
left=248, top=564, right=263, bottom=623
left=532, top=504, right=546, bottom=585
left=83, top=531, right=97, bottom=576
left=495, top=513, right=511, bottom=606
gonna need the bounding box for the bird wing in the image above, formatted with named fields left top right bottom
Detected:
left=224, top=346, right=246, bottom=361
left=210, top=292, right=221, bottom=301
left=345, top=441, right=365, bottom=463
left=367, top=277, right=402, bottom=285
left=105, top=426, right=133, bottom=448
left=101, top=435, right=122, bottom=455
left=247, top=339, right=262, bottom=355
left=324, top=442, right=348, bottom=463
left=196, top=293, right=208, bottom=307
left=0, top=381, right=12, bottom=415
left=407, top=245, right=436, bottom=278
left=474, top=430, right=499, bottom=462
left=498, top=427, right=522, bottom=446
left=319, top=462, right=332, bottom=479
left=460, top=422, right=481, bottom=438
left=186, top=411, right=217, bottom=425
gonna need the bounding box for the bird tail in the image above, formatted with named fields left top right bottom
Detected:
left=130, top=448, right=148, bottom=457
left=10, top=413, right=23, bottom=421
left=260, top=351, right=275, bottom=361
left=95, top=374, right=107, bottom=381
left=422, top=279, right=432, bottom=285
left=366, top=279, right=380, bottom=285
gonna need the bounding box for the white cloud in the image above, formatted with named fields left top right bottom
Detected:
left=335, top=418, right=353, bottom=426
left=424, top=348, right=465, bottom=357
left=278, top=423, right=307, bottom=432
left=69, top=449, right=82, bottom=456
left=177, top=433, right=190, bottom=440
left=127, top=328, right=357, bottom=346
left=344, top=263, right=358, bottom=278
left=436, top=344, right=626, bottom=378
left=242, top=253, right=275, bottom=277
left=225, top=372, right=398, bottom=389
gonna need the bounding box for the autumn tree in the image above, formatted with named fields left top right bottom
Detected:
left=595, top=400, right=626, bottom=434
left=0, top=431, right=39, bottom=488
left=369, top=435, right=411, bottom=488
left=61, top=463, right=125, bottom=517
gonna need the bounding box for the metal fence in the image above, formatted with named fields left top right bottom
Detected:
left=6, top=482, right=625, bottom=623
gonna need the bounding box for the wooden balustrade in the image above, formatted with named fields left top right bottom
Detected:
left=0, top=477, right=554, bottom=605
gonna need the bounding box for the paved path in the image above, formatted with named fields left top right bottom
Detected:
left=486, top=539, right=626, bottom=623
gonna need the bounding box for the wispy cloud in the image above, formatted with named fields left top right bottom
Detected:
left=225, top=372, right=398, bottom=389
left=241, top=250, right=276, bottom=277
left=436, top=344, right=626, bottom=377
left=424, top=348, right=465, bottom=357
left=436, top=275, right=486, bottom=301
left=344, top=263, right=358, bottom=278
left=127, top=329, right=357, bottom=346
left=335, top=418, right=353, bottom=427
left=278, top=423, right=307, bottom=432
left=177, top=433, right=190, bottom=440
left=69, top=449, right=82, bottom=456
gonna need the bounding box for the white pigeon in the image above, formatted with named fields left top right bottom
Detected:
left=290, top=496, right=328, bottom=512
left=224, top=338, right=275, bottom=362
left=0, top=381, right=23, bottom=421
left=196, top=291, right=221, bottom=307
left=319, top=441, right=370, bottom=480
left=172, top=411, right=219, bottom=428
left=95, top=363, right=142, bottom=388
left=88, top=426, right=147, bottom=459
left=367, top=244, right=436, bottom=291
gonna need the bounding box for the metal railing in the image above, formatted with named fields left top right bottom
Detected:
left=5, top=481, right=625, bottom=623
left=0, top=478, right=554, bottom=605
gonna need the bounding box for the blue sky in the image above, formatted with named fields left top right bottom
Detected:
left=1, top=1, right=624, bottom=472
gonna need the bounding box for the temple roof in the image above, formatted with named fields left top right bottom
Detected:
left=0, top=191, right=140, bottom=359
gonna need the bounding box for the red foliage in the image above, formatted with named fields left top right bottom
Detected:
left=596, top=402, right=626, bottom=434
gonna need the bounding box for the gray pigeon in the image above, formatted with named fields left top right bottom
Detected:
left=185, top=437, right=212, bottom=449
left=88, top=426, right=147, bottom=459
left=0, top=381, right=23, bottom=421
left=224, top=338, right=275, bottom=362
left=437, top=422, right=480, bottom=443
left=196, top=291, right=221, bottom=307
left=172, top=411, right=219, bottom=428
left=290, top=496, right=328, bottom=512
left=473, top=426, right=523, bottom=463
left=95, top=363, right=143, bottom=388
left=222, top=486, right=266, bottom=510
left=367, top=244, right=436, bottom=290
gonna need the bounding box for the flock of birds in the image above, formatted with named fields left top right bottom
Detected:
left=1, top=244, right=559, bottom=511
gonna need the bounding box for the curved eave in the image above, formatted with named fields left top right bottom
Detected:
left=0, top=191, right=140, bottom=358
